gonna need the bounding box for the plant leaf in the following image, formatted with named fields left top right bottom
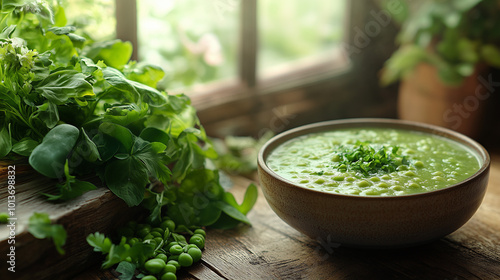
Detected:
left=104, top=157, right=149, bottom=206
left=35, top=70, right=94, bottom=105
left=0, top=124, right=12, bottom=158
left=28, top=212, right=67, bottom=255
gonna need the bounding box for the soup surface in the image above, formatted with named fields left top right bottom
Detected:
left=267, top=128, right=480, bottom=196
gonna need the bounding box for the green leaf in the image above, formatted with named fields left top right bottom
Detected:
left=224, top=183, right=258, bottom=215
left=84, top=40, right=132, bottom=69
left=43, top=159, right=96, bottom=201
left=35, top=70, right=94, bottom=105
left=28, top=124, right=80, bottom=178
left=28, top=212, right=67, bottom=255
left=116, top=261, right=136, bottom=280
left=124, top=62, right=165, bottom=89
left=139, top=127, right=172, bottom=146
left=92, top=133, right=120, bottom=162
left=214, top=201, right=251, bottom=225
left=104, top=157, right=149, bottom=206
left=173, top=129, right=217, bottom=182
left=86, top=232, right=112, bottom=253
left=103, top=103, right=148, bottom=127
left=36, top=101, right=59, bottom=128
left=0, top=124, right=12, bottom=158
left=197, top=201, right=222, bottom=226
left=1, top=25, right=16, bottom=38
left=11, top=138, right=38, bottom=156
left=99, top=122, right=135, bottom=153
left=102, top=67, right=167, bottom=106
left=74, top=128, right=101, bottom=162
left=128, top=242, right=155, bottom=267
left=380, top=45, right=430, bottom=85
left=102, top=243, right=129, bottom=269
left=133, top=139, right=171, bottom=183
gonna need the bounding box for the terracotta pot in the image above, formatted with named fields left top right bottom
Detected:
left=398, top=63, right=488, bottom=139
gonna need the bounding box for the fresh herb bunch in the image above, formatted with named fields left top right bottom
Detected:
left=0, top=0, right=256, bottom=252
left=334, top=142, right=409, bottom=176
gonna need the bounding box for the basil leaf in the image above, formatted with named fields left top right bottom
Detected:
left=35, top=70, right=94, bottom=105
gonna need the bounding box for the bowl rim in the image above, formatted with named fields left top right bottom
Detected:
left=257, top=118, right=490, bottom=200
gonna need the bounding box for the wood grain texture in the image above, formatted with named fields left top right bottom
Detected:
left=0, top=160, right=141, bottom=280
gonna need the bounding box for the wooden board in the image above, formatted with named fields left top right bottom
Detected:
left=0, top=159, right=141, bottom=280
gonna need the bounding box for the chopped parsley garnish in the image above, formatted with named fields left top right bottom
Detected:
left=334, top=142, right=408, bottom=176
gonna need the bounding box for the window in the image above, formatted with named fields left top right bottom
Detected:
left=65, top=0, right=399, bottom=137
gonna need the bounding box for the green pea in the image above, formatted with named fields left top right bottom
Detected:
left=378, top=182, right=390, bottom=188
left=167, top=260, right=180, bottom=270
left=156, top=253, right=168, bottom=263
left=357, top=180, right=370, bottom=188
left=154, top=236, right=164, bottom=245
left=370, top=177, right=380, bottom=182
left=178, top=253, right=193, bottom=267
left=167, top=255, right=179, bottom=261
left=331, top=154, right=341, bottom=162
left=128, top=237, right=140, bottom=246
left=152, top=227, right=164, bottom=234
left=147, top=239, right=158, bottom=247
left=160, top=220, right=176, bottom=232
left=137, top=227, right=151, bottom=238
left=144, top=234, right=154, bottom=240
left=144, top=258, right=166, bottom=274
left=189, top=235, right=205, bottom=249
left=333, top=175, right=344, bottom=181
left=188, top=247, right=202, bottom=262
left=162, top=263, right=177, bottom=274
left=408, top=183, right=420, bottom=188
left=161, top=272, right=177, bottom=280
left=150, top=231, right=163, bottom=238
left=404, top=171, right=416, bottom=176
left=185, top=244, right=198, bottom=250
left=193, top=229, right=206, bottom=238
left=0, top=212, right=9, bottom=224
left=169, top=244, right=184, bottom=255
left=142, top=276, right=157, bottom=280
left=414, top=161, right=425, bottom=168
left=314, top=178, right=325, bottom=184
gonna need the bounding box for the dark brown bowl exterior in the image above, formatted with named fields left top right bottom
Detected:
left=258, top=118, right=490, bottom=248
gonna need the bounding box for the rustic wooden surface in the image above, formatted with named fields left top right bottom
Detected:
left=0, top=159, right=142, bottom=280
left=2, top=154, right=500, bottom=279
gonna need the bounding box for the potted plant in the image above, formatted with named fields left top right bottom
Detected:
left=381, top=0, right=500, bottom=138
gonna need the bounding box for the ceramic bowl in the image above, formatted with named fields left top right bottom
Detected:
left=257, top=118, right=490, bottom=248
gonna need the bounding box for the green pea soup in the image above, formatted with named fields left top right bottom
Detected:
left=266, top=128, right=481, bottom=196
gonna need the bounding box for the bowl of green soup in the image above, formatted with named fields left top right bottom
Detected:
left=258, top=118, right=490, bottom=248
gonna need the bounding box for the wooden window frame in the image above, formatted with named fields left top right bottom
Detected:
left=116, top=0, right=399, bottom=137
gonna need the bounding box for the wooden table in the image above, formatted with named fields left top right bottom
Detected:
left=2, top=155, right=500, bottom=279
